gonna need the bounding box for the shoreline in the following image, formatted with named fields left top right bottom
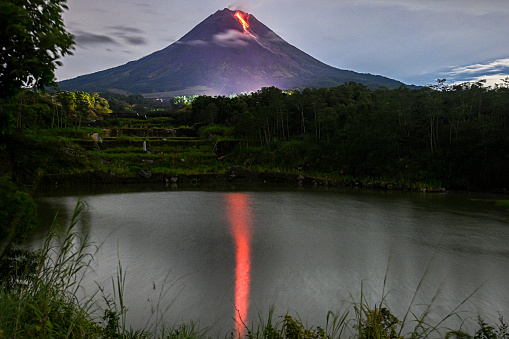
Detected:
left=36, top=167, right=446, bottom=193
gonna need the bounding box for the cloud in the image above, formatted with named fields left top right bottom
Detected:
left=213, top=29, right=251, bottom=47
left=227, top=0, right=273, bottom=13
left=325, top=0, right=509, bottom=15
left=108, top=26, right=148, bottom=46
left=121, top=36, right=148, bottom=45
left=228, top=1, right=252, bottom=12
left=108, top=25, right=145, bottom=34
left=73, top=25, right=148, bottom=47
left=175, top=40, right=209, bottom=46
left=448, top=59, right=509, bottom=76
left=134, top=2, right=159, bottom=15
left=74, top=30, right=119, bottom=46
left=442, top=58, right=509, bottom=87
left=449, top=73, right=509, bottom=88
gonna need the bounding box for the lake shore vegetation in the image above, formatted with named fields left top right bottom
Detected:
left=1, top=80, right=509, bottom=193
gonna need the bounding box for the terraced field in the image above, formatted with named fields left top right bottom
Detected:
left=77, top=127, right=228, bottom=178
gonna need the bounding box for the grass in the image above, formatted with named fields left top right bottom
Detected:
left=0, top=201, right=102, bottom=338
left=495, top=200, right=509, bottom=210
left=87, top=149, right=226, bottom=177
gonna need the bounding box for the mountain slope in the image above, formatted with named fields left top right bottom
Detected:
left=58, top=8, right=406, bottom=96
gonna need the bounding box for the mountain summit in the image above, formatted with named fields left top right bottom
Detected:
left=58, top=8, right=406, bottom=96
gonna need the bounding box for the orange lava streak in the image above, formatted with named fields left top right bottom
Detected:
left=234, top=11, right=256, bottom=39
left=226, top=193, right=252, bottom=337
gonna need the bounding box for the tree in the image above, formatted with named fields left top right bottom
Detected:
left=91, top=92, right=112, bottom=115
left=0, top=0, right=74, bottom=98
left=75, top=91, right=92, bottom=113
left=55, top=90, right=75, bottom=127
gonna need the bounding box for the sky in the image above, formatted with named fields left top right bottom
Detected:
left=56, top=0, right=509, bottom=88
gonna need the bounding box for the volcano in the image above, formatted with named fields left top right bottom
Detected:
left=58, top=8, right=406, bottom=96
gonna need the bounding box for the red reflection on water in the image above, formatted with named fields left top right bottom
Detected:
left=226, top=193, right=252, bottom=337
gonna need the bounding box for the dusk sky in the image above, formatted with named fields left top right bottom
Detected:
left=57, top=0, right=509, bottom=88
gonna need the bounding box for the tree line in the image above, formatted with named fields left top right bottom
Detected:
left=181, top=80, right=509, bottom=190
left=2, top=80, right=509, bottom=189
left=0, top=90, right=112, bottom=131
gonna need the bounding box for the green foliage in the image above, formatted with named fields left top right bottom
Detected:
left=0, top=248, right=40, bottom=290
left=54, top=91, right=113, bottom=121
left=177, top=82, right=509, bottom=190
left=282, top=315, right=328, bottom=339
left=1, top=91, right=55, bottom=132
left=0, top=176, right=37, bottom=249
left=99, top=92, right=162, bottom=114
left=199, top=124, right=234, bottom=138
left=473, top=316, right=509, bottom=339
left=172, top=95, right=199, bottom=107
left=0, top=104, right=17, bottom=134
left=495, top=200, right=509, bottom=210
left=4, top=132, right=91, bottom=179
left=56, top=90, right=76, bottom=113
left=0, top=0, right=74, bottom=98
left=0, top=201, right=102, bottom=338
left=102, top=309, right=123, bottom=338
left=355, top=306, right=403, bottom=339
left=4, top=82, right=509, bottom=190
left=75, top=91, right=93, bottom=113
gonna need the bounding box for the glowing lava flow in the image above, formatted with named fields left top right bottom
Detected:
left=226, top=193, right=252, bottom=337
left=234, top=11, right=257, bottom=39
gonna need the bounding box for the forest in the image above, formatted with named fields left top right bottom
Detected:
left=2, top=79, right=509, bottom=191
left=175, top=80, right=509, bottom=190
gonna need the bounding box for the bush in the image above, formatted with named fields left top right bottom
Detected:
left=199, top=124, right=234, bottom=139
left=0, top=176, right=37, bottom=248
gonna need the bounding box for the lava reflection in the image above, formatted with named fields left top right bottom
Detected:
left=226, top=193, right=252, bottom=337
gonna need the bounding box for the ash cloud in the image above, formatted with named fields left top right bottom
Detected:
left=227, top=1, right=251, bottom=12
left=227, top=0, right=267, bottom=13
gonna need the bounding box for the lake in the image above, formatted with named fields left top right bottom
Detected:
left=30, top=184, right=509, bottom=336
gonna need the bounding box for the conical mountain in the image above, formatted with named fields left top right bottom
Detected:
left=58, top=8, right=406, bottom=96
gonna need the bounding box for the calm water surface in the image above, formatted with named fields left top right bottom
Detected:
left=31, top=185, right=509, bottom=335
